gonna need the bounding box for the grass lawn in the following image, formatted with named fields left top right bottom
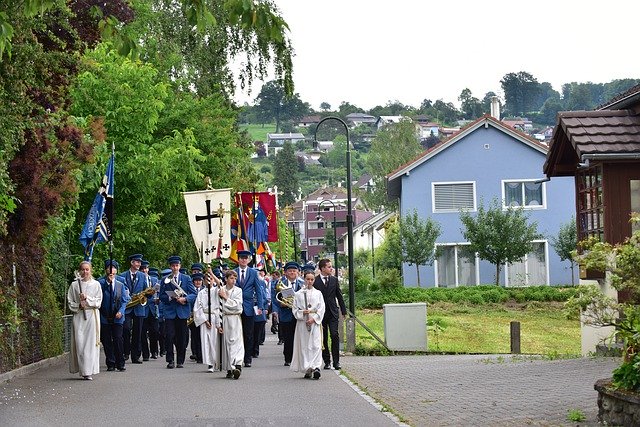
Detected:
left=241, top=123, right=276, bottom=142
left=353, top=302, right=581, bottom=356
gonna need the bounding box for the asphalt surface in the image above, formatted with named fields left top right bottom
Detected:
left=0, top=332, right=619, bottom=427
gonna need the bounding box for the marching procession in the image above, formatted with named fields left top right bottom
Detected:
left=66, top=251, right=346, bottom=382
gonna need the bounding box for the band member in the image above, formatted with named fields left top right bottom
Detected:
left=119, top=253, right=147, bottom=364
left=218, top=270, right=244, bottom=379
left=189, top=272, right=205, bottom=363
left=140, top=262, right=160, bottom=360
left=67, top=260, right=103, bottom=380
left=272, top=261, right=303, bottom=366
left=234, top=250, right=264, bottom=368
left=159, top=255, right=196, bottom=369
left=191, top=263, right=204, bottom=275
left=158, top=268, right=172, bottom=357
left=291, top=270, right=325, bottom=379
left=98, top=260, right=130, bottom=372
left=269, top=270, right=281, bottom=338
left=252, top=268, right=269, bottom=358
left=314, top=258, right=347, bottom=370
left=193, top=269, right=222, bottom=372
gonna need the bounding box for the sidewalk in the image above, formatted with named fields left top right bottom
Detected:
left=341, top=353, right=619, bottom=426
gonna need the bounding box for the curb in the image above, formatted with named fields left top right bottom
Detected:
left=0, top=353, right=67, bottom=384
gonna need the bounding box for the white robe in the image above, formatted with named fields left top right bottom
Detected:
left=290, top=287, right=325, bottom=373
left=220, top=286, right=244, bottom=371
left=67, top=277, right=102, bottom=377
left=193, top=286, right=221, bottom=369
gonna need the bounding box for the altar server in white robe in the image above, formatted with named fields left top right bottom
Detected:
left=291, top=270, right=325, bottom=380
left=67, top=260, right=103, bottom=380
left=193, top=269, right=222, bottom=372
left=218, top=269, right=244, bottom=379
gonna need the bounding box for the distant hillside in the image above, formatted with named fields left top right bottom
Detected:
left=241, top=123, right=277, bottom=142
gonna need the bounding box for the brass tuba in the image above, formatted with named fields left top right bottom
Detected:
left=275, top=279, right=295, bottom=309
left=126, top=285, right=159, bottom=309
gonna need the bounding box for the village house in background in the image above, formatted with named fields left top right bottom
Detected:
left=387, top=102, right=577, bottom=288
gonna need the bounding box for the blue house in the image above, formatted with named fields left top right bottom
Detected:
left=387, top=115, right=577, bottom=287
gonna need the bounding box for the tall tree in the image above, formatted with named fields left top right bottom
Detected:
left=254, top=80, right=308, bottom=132
left=500, top=71, right=541, bottom=117
left=364, top=120, right=423, bottom=211
left=399, top=209, right=441, bottom=287
left=458, top=88, right=483, bottom=120
left=273, top=142, right=299, bottom=206
left=320, top=102, right=331, bottom=112
left=551, top=217, right=577, bottom=286
left=460, top=199, right=541, bottom=286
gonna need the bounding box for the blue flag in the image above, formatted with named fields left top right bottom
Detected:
left=79, top=152, right=114, bottom=261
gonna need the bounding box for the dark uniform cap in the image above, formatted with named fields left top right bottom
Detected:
left=237, top=250, right=252, bottom=257
left=167, top=255, right=182, bottom=265
left=191, top=263, right=204, bottom=271
left=104, top=259, right=119, bottom=270
left=141, top=260, right=150, bottom=267
left=128, top=254, right=144, bottom=261
left=283, top=261, right=300, bottom=271
left=192, top=272, right=204, bottom=281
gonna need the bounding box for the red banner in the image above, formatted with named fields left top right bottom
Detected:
left=236, top=192, right=279, bottom=243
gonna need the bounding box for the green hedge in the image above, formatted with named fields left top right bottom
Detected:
left=354, top=285, right=579, bottom=309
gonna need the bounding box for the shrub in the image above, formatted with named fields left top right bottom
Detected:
left=376, top=268, right=402, bottom=292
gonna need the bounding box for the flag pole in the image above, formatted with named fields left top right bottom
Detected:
left=109, top=142, right=115, bottom=269
left=252, top=188, right=257, bottom=266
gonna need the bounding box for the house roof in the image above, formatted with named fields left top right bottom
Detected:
left=386, top=115, right=547, bottom=199
left=298, top=115, right=321, bottom=124
left=543, top=109, right=640, bottom=177
left=267, top=133, right=305, bottom=140
left=597, top=84, right=640, bottom=110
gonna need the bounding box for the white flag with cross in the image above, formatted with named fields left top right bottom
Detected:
left=183, top=188, right=232, bottom=263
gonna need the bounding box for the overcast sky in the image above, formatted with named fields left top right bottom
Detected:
left=233, top=0, right=640, bottom=111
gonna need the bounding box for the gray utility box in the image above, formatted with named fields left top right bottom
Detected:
left=383, top=303, right=427, bottom=351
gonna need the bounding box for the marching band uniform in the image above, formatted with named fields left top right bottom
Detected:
left=67, top=261, right=102, bottom=380
left=146, top=268, right=161, bottom=359
left=234, top=250, right=265, bottom=367
left=119, top=253, right=147, bottom=364
left=219, top=272, right=244, bottom=379
left=252, top=269, right=269, bottom=358
left=272, top=261, right=303, bottom=366
left=291, top=279, right=325, bottom=379
left=193, top=276, right=221, bottom=372
left=159, top=255, right=196, bottom=369
left=98, top=260, right=130, bottom=372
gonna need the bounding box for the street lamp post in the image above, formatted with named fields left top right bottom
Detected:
left=313, top=117, right=356, bottom=353
left=317, top=200, right=338, bottom=278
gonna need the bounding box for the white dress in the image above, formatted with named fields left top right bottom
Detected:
left=193, top=286, right=221, bottom=369
left=290, top=287, right=325, bottom=373
left=67, top=277, right=102, bottom=377
left=220, top=286, right=244, bottom=371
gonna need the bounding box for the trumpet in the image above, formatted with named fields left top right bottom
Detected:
left=275, top=279, right=294, bottom=309
left=126, top=285, right=159, bottom=309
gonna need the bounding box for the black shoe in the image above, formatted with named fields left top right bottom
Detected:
left=151, top=354, right=158, bottom=359
left=131, top=359, right=142, bottom=364
left=244, top=362, right=251, bottom=368
left=323, top=363, right=331, bottom=370
left=190, top=354, right=196, bottom=360
left=167, top=363, right=175, bottom=369
left=107, top=366, right=115, bottom=372
left=176, top=364, right=183, bottom=368
left=124, top=355, right=129, bottom=361
left=196, top=360, right=203, bottom=364
left=304, top=371, right=312, bottom=379
left=117, top=367, right=126, bottom=372
left=284, top=362, right=290, bottom=366
left=143, top=358, right=149, bottom=362
left=232, top=367, right=241, bottom=379
left=277, top=340, right=283, bottom=345
left=253, top=353, right=259, bottom=358
left=160, top=352, right=165, bottom=357
left=226, top=370, right=233, bottom=378
left=333, top=363, right=341, bottom=370
left=313, top=368, right=321, bottom=380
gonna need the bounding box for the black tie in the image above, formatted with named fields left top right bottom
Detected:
left=240, top=270, right=245, bottom=286
left=323, top=276, right=327, bottom=286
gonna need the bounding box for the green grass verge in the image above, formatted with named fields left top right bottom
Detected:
left=353, top=302, right=581, bottom=356
left=241, top=123, right=276, bottom=142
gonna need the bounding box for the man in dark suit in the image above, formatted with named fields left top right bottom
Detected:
left=314, top=258, right=347, bottom=370
left=234, top=250, right=264, bottom=367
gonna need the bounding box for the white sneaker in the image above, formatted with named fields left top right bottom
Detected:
left=207, top=366, right=214, bottom=373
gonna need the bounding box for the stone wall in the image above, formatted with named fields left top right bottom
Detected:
left=595, top=378, right=640, bottom=426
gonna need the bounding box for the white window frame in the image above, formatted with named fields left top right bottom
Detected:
left=432, top=181, right=477, bottom=213
left=503, top=240, right=549, bottom=287
left=433, top=243, right=480, bottom=287
left=501, top=179, right=547, bottom=210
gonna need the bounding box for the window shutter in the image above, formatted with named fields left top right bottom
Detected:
left=434, top=183, right=474, bottom=211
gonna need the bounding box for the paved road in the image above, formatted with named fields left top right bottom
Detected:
left=341, top=353, right=619, bottom=427
left=0, top=333, right=620, bottom=427
left=0, top=333, right=396, bottom=426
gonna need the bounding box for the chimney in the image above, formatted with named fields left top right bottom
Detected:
left=490, top=96, right=500, bottom=121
